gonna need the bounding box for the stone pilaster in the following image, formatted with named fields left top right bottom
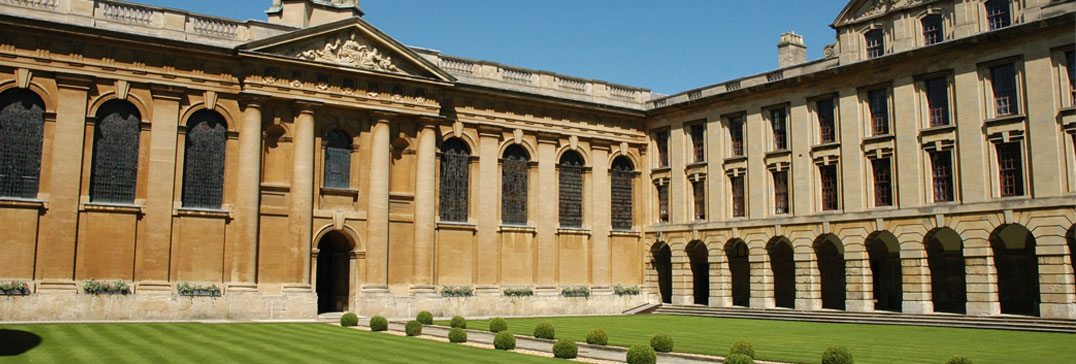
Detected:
left=899, top=242, right=934, bottom=314
left=964, top=236, right=1001, bottom=316
left=844, top=248, right=873, bottom=312
left=230, top=97, right=264, bottom=287
left=412, top=122, right=437, bottom=287
left=365, top=112, right=392, bottom=291
left=474, top=127, right=500, bottom=286
left=289, top=102, right=317, bottom=286
left=136, top=85, right=183, bottom=289
left=794, top=240, right=822, bottom=310
left=749, top=244, right=775, bottom=309
left=535, top=137, right=557, bottom=286
left=1035, top=230, right=1076, bottom=319
left=590, top=144, right=611, bottom=287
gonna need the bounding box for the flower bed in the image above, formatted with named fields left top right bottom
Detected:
left=0, top=280, right=30, bottom=295
left=561, top=286, right=590, bottom=297
left=503, top=286, right=534, bottom=297
left=176, top=281, right=221, bottom=297
left=83, top=279, right=129, bottom=295
left=614, top=284, right=641, bottom=296
left=441, top=285, right=473, bottom=297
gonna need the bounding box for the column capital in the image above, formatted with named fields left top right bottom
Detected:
left=370, top=109, right=398, bottom=121
left=238, top=95, right=268, bottom=109
left=149, top=84, right=187, bottom=101
left=293, top=100, right=322, bottom=115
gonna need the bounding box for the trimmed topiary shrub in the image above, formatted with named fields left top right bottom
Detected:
left=585, top=329, right=608, bottom=345
left=339, top=312, right=358, bottom=327
left=416, top=311, right=433, bottom=325
left=448, top=327, right=467, bottom=343
left=493, top=331, right=516, bottom=350
left=449, top=315, right=467, bottom=329
left=405, top=320, right=422, bottom=336
left=821, top=345, right=854, bottom=364
left=626, top=344, right=657, bottom=364
left=369, top=315, right=388, bottom=332
left=489, top=317, right=508, bottom=333
left=730, top=340, right=755, bottom=359
left=650, top=333, right=674, bottom=353
left=534, top=322, right=555, bottom=339
left=552, top=339, right=578, bottom=359
left=946, top=355, right=973, bottom=364
left=724, top=353, right=755, bottom=364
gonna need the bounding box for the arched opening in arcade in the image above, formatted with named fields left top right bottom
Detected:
left=767, top=237, right=796, bottom=309
left=1068, top=225, right=1075, bottom=288
left=687, top=240, right=709, bottom=305
left=990, top=224, right=1039, bottom=316
left=316, top=231, right=353, bottom=314
left=652, top=242, right=673, bottom=304
left=725, top=239, right=751, bottom=307
left=866, top=231, right=902, bottom=312
left=925, top=228, right=966, bottom=314
left=814, top=234, right=846, bottom=310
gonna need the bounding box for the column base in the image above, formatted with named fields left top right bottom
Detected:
left=796, top=298, right=821, bottom=311
left=281, top=283, right=312, bottom=293
left=362, top=284, right=389, bottom=294
left=535, top=286, right=560, bottom=296
left=409, top=285, right=437, bottom=295
left=966, top=301, right=1000, bottom=316
left=1040, top=303, right=1076, bottom=319
left=902, top=300, right=933, bottom=314
left=36, top=280, right=78, bottom=294
left=750, top=297, right=775, bottom=309
left=846, top=299, right=873, bottom=312
left=225, top=282, right=259, bottom=293
left=672, top=295, right=694, bottom=305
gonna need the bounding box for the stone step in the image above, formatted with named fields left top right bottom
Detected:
left=316, top=312, right=346, bottom=323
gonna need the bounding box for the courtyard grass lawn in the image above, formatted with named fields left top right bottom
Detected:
left=443, top=315, right=1076, bottom=364
left=0, top=322, right=567, bottom=363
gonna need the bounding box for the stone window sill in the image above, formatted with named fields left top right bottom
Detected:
left=0, top=197, right=47, bottom=210
left=499, top=225, right=537, bottom=233
left=556, top=228, right=591, bottom=236
left=984, top=113, right=1026, bottom=126
left=81, top=202, right=143, bottom=214
left=321, top=187, right=359, bottom=197
left=437, top=221, right=477, bottom=231
left=174, top=208, right=232, bottom=219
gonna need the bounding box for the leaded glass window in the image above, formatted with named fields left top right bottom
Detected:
left=986, top=0, right=1010, bottom=30
left=930, top=151, right=953, bottom=202
left=922, top=15, right=943, bottom=45
left=690, top=124, right=705, bottom=163
left=439, top=138, right=470, bottom=222
left=773, top=170, right=789, bottom=214
left=655, top=130, right=669, bottom=167
left=926, top=77, right=950, bottom=127
left=0, top=89, right=44, bottom=199
left=558, top=151, right=584, bottom=227
left=182, top=110, right=227, bottom=209
left=729, top=117, right=744, bottom=156
left=90, top=100, right=141, bottom=203
left=866, top=29, right=885, bottom=58
left=657, top=184, right=669, bottom=223
left=771, top=108, right=788, bottom=151
left=323, top=130, right=351, bottom=189
left=731, top=176, right=745, bottom=217
left=872, top=158, right=893, bottom=207
left=610, top=156, right=634, bottom=230
left=692, top=180, right=705, bottom=220
left=501, top=145, right=529, bottom=225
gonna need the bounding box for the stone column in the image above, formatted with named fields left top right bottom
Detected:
left=136, top=85, right=184, bottom=292
left=964, top=236, right=1001, bottom=316
left=412, top=122, right=437, bottom=288
left=590, top=145, right=612, bottom=287
left=899, top=237, right=934, bottom=314
left=1035, top=228, right=1076, bottom=319
left=749, top=243, right=775, bottom=309
left=844, top=246, right=873, bottom=312
left=230, top=97, right=264, bottom=288
left=289, top=102, right=317, bottom=286
left=365, top=112, right=392, bottom=291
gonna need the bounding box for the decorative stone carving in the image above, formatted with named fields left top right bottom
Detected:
left=292, top=31, right=403, bottom=74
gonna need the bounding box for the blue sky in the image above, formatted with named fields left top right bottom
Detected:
left=137, top=1, right=850, bottom=95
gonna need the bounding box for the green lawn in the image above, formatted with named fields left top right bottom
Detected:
left=0, top=323, right=566, bottom=363
left=441, top=315, right=1076, bottom=364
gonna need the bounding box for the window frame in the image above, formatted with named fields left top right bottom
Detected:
left=610, top=156, right=635, bottom=230
left=921, top=13, right=945, bottom=46
left=557, top=151, right=585, bottom=228
left=864, top=28, right=886, bottom=59
left=689, top=122, right=707, bottom=163
left=0, top=88, right=46, bottom=199
left=772, top=170, right=790, bottom=215
left=984, top=0, right=1012, bottom=31
left=812, top=96, right=839, bottom=145
left=730, top=175, right=746, bottom=218
left=726, top=114, right=746, bottom=157
left=656, top=183, right=670, bottom=223
left=928, top=149, right=955, bottom=203
left=864, top=87, right=892, bottom=137
left=180, top=109, right=229, bottom=209
left=654, top=129, right=670, bottom=168
left=500, top=144, right=531, bottom=226
left=870, top=157, right=894, bottom=207
left=993, top=141, right=1026, bottom=198
left=819, top=164, right=839, bottom=211
left=920, top=74, right=953, bottom=128
left=767, top=105, right=790, bottom=151
left=691, top=179, right=706, bottom=221
left=89, top=99, right=142, bottom=204
left=321, top=129, right=353, bottom=190
left=438, top=138, right=471, bottom=223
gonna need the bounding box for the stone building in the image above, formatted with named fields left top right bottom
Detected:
left=0, top=0, right=1072, bottom=321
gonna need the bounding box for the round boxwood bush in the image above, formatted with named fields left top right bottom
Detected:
left=449, top=315, right=467, bottom=329
left=534, top=322, right=555, bottom=339
left=416, top=311, right=433, bottom=325
left=404, top=320, right=422, bottom=336
left=369, top=315, right=388, bottom=332
left=552, top=339, right=578, bottom=359
left=946, top=355, right=973, bottom=364
left=649, top=333, right=674, bottom=353
left=493, top=331, right=516, bottom=350
left=489, top=317, right=508, bottom=333
left=339, top=312, right=358, bottom=327
left=730, top=340, right=755, bottom=359
left=585, top=329, right=608, bottom=345
left=821, top=345, right=853, bottom=364
left=724, top=353, right=754, bottom=364
left=448, top=327, right=468, bottom=343
left=626, top=344, right=657, bottom=364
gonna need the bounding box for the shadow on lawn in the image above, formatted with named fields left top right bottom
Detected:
left=0, top=329, right=41, bottom=356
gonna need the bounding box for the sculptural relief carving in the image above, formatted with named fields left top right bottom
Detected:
left=293, top=31, right=403, bottom=74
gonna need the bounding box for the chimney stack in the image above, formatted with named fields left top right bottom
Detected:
left=777, top=32, right=807, bottom=68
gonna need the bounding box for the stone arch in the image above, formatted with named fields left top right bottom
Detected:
left=767, top=236, right=795, bottom=309
left=180, top=102, right=237, bottom=133
left=315, top=229, right=356, bottom=314
left=608, top=149, right=641, bottom=171
left=555, top=144, right=591, bottom=167
left=89, top=98, right=143, bottom=203
left=650, top=241, right=673, bottom=304
left=989, top=224, right=1040, bottom=316
left=87, top=92, right=150, bottom=123
left=0, top=80, right=57, bottom=113
left=438, top=130, right=478, bottom=153
left=924, top=227, right=966, bottom=314
left=814, top=234, right=846, bottom=310
left=866, top=230, right=902, bottom=312
left=686, top=240, right=709, bottom=305
left=725, top=238, right=751, bottom=307
left=497, top=138, right=537, bottom=160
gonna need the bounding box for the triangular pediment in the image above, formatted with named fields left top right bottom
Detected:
left=241, top=17, right=454, bottom=83
left=832, top=0, right=936, bottom=28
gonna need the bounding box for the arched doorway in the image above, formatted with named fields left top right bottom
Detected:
left=768, top=237, right=795, bottom=309
left=925, top=228, right=966, bottom=314
left=990, top=224, right=1039, bottom=316
left=726, top=239, right=750, bottom=307
left=652, top=242, right=672, bottom=304
left=867, top=231, right=902, bottom=312
left=687, top=241, right=709, bottom=305
left=815, top=234, right=846, bottom=310
left=316, top=231, right=352, bottom=313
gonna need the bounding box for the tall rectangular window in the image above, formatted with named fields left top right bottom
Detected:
left=817, top=98, right=836, bottom=143
left=692, top=180, right=706, bottom=220
left=930, top=150, right=954, bottom=202
left=991, top=64, right=1018, bottom=116
left=1066, top=50, right=1075, bottom=104
left=773, top=170, right=789, bottom=214
left=996, top=142, right=1024, bottom=197
left=731, top=176, right=745, bottom=217
left=868, top=89, right=890, bottom=136
left=922, top=15, right=943, bottom=45
left=729, top=117, right=744, bottom=156
left=771, top=108, right=788, bottom=150
left=657, top=184, right=669, bottom=223
left=656, top=130, right=669, bottom=167
left=865, top=30, right=885, bottom=58
left=925, top=77, right=950, bottom=127
left=690, top=124, right=706, bottom=163
left=986, top=0, right=1011, bottom=30
left=872, top=158, right=893, bottom=207
left=820, top=165, right=838, bottom=211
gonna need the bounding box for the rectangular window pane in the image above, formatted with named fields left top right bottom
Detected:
left=869, top=89, right=889, bottom=136
left=657, top=184, right=669, bottom=222
left=872, top=158, right=893, bottom=207
left=771, top=109, right=788, bottom=150
left=656, top=131, right=669, bottom=167
left=820, top=165, right=838, bottom=211
left=558, top=165, right=583, bottom=227
left=922, top=15, right=943, bottom=45
left=926, top=77, right=950, bottom=127
left=692, top=180, right=705, bottom=220
left=986, top=0, right=1011, bottom=30
left=730, top=117, right=744, bottom=156
left=991, top=64, right=1018, bottom=116
left=866, top=30, right=884, bottom=58
left=930, top=151, right=954, bottom=202
left=773, top=170, right=789, bottom=214
left=691, top=124, right=706, bottom=163
left=996, top=142, right=1024, bottom=197
left=731, top=176, right=745, bottom=217
left=817, top=99, right=836, bottom=143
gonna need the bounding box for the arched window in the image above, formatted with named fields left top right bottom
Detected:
left=439, top=138, right=470, bottom=222
left=182, top=110, right=227, bottom=209
left=558, top=151, right=584, bottom=227
left=323, top=130, right=352, bottom=189
left=501, top=144, right=529, bottom=225
left=0, top=89, right=45, bottom=199
left=90, top=100, right=141, bottom=203
left=610, top=156, right=634, bottom=230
